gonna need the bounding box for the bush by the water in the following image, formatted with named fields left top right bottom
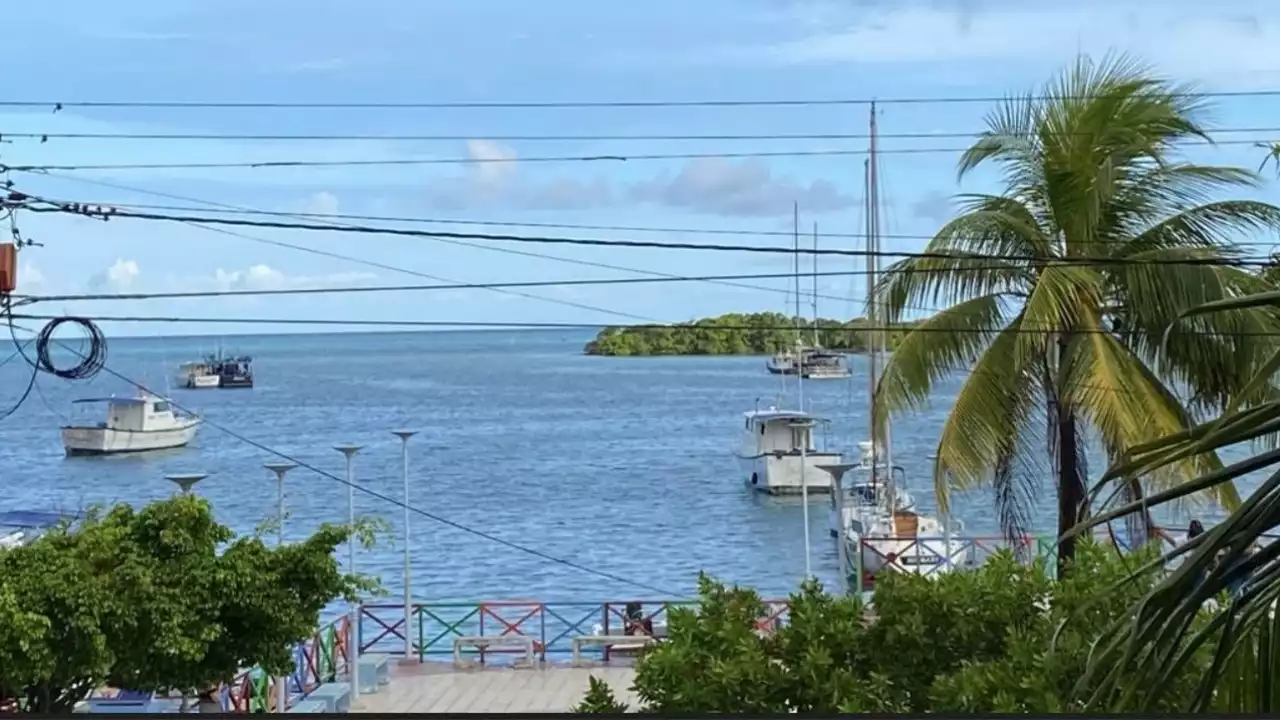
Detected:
left=573, top=542, right=1224, bottom=714
left=583, top=312, right=913, bottom=356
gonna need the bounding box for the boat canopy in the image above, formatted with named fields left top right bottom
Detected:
left=71, top=396, right=148, bottom=405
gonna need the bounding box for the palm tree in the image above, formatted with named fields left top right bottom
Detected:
left=1073, top=287, right=1280, bottom=710
left=872, top=54, right=1280, bottom=574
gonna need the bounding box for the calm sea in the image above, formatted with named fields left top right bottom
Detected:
left=0, top=328, right=1220, bottom=603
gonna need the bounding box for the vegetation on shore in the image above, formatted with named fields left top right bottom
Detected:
left=0, top=496, right=378, bottom=713
left=583, top=312, right=915, bottom=356
left=574, top=543, right=1244, bottom=713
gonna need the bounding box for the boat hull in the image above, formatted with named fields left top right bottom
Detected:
left=61, top=420, right=202, bottom=456
left=736, top=450, right=844, bottom=495
left=176, top=374, right=220, bottom=389
left=219, top=376, right=253, bottom=389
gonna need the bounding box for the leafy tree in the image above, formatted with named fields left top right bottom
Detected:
left=873, top=54, right=1280, bottom=572
left=0, top=495, right=372, bottom=713
left=574, top=542, right=1214, bottom=713
left=585, top=312, right=913, bottom=356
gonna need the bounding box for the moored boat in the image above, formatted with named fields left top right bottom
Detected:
left=61, top=392, right=202, bottom=456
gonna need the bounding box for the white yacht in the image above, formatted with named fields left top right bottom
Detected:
left=61, top=392, right=202, bottom=456
left=735, top=406, right=842, bottom=495
left=828, top=441, right=915, bottom=537
left=173, top=360, right=220, bottom=389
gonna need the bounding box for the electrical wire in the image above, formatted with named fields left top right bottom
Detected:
left=17, top=202, right=1275, bottom=267
left=3, top=320, right=684, bottom=597
left=8, top=88, right=1280, bottom=109
left=6, top=127, right=1280, bottom=142
left=32, top=197, right=1280, bottom=250
left=12, top=172, right=865, bottom=307
left=7, top=137, right=1277, bottom=172
left=3, top=267, right=1072, bottom=304
left=33, top=317, right=107, bottom=379
left=14, top=313, right=1280, bottom=338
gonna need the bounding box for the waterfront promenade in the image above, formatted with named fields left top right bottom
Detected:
left=357, top=663, right=637, bottom=713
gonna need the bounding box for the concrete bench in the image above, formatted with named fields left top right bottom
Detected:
left=304, top=683, right=352, bottom=713
left=571, top=634, right=657, bottom=665
left=287, top=699, right=330, bottom=713
left=452, top=634, right=537, bottom=668
left=357, top=653, right=391, bottom=694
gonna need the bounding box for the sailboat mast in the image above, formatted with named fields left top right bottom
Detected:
left=869, top=102, right=895, bottom=495
left=812, top=223, right=820, bottom=346
left=864, top=155, right=877, bottom=490
left=794, top=201, right=805, bottom=411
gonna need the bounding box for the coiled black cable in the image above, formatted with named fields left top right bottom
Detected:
left=33, top=316, right=106, bottom=379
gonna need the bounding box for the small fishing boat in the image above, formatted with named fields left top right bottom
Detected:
left=210, top=353, right=254, bottom=389
left=173, top=360, right=220, bottom=389
left=61, top=392, right=201, bottom=456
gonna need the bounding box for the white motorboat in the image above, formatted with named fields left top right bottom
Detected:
left=0, top=510, right=74, bottom=549
left=735, top=406, right=843, bottom=495
left=174, top=360, right=220, bottom=389
left=61, top=392, right=202, bottom=456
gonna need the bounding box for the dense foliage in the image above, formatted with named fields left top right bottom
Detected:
left=872, top=54, right=1280, bottom=571
left=584, top=312, right=912, bottom=356
left=0, top=495, right=371, bottom=713
left=574, top=542, right=1218, bottom=713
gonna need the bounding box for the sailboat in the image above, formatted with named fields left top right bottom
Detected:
left=764, top=225, right=852, bottom=379
left=834, top=104, right=962, bottom=586
left=736, top=207, right=842, bottom=495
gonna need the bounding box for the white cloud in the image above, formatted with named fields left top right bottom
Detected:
left=208, top=264, right=377, bottom=292
left=301, top=191, right=341, bottom=217
left=88, top=258, right=141, bottom=292
left=18, top=261, right=44, bottom=292
left=764, top=1, right=1280, bottom=87
left=424, top=139, right=853, bottom=217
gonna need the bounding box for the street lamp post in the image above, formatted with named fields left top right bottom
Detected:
left=390, top=430, right=418, bottom=663
left=788, top=419, right=816, bottom=578
left=817, top=462, right=859, bottom=595
left=165, top=473, right=208, bottom=495
left=333, top=444, right=363, bottom=702
left=264, top=462, right=296, bottom=548
left=263, top=461, right=296, bottom=713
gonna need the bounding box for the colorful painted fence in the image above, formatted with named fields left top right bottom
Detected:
left=357, top=598, right=791, bottom=663
left=220, top=614, right=351, bottom=712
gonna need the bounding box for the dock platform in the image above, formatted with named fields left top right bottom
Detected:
left=355, top=662, right=638, bottom=713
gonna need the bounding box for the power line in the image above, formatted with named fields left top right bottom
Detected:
left=30, top=197, right=1280, bottom=251
left=10, top=269, right=909, bottom=304
left=14, top=313, right=1280, bottom=338
left=6, top=127, right=1280, bottom=143
left=12, top=173, right=871, bottom=308
left=8, top=138, right=1278, bottom=172
left=16, top=201, right=1275, bottom=267
left=1, top=318, right=684, bottom=597
left=8, top=89, right=1280, bottom=110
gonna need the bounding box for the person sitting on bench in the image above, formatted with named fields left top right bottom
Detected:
left=623, top=602, right=654, bottom=636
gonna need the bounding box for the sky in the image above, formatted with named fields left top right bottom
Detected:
left=5, top=0, right=1280, bottom=337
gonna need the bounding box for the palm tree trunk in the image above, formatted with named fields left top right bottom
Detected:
left=1055, top=332, right=1086, bottom=580
left=1056, top=405, right=1084, bottom=579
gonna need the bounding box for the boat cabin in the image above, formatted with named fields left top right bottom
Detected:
left=72, top=395, right=177, bottom=430
left=742, top=409, right=826, bottom=454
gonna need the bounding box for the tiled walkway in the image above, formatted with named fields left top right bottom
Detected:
left=354, top=662, right=638, bottom=713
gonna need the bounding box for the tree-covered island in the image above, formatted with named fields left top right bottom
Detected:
left=583, top=312, right=914, bottom=356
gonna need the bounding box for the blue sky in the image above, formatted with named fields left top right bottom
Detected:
left=5, top=0, right=1280, bottom=336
